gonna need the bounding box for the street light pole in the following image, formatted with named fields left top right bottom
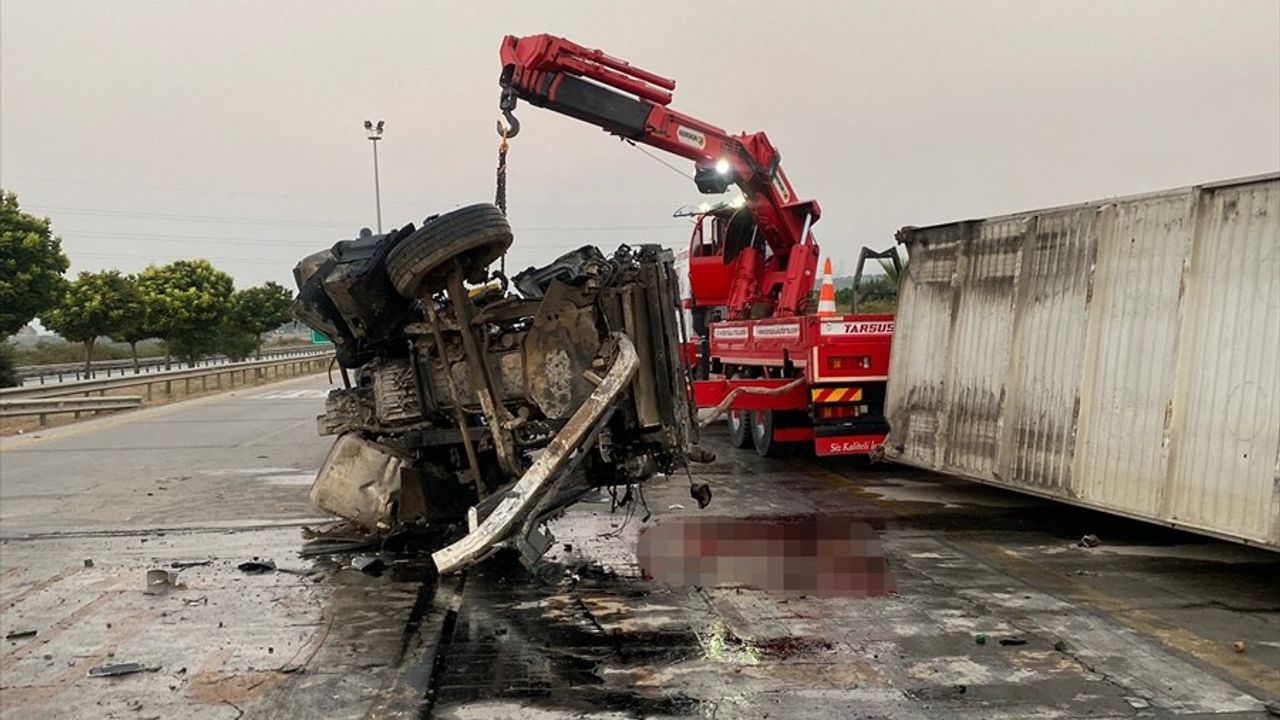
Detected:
left=363, top=120, right=385, bottom=233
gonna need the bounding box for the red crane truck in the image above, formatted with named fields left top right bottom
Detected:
left=497, top=33, right=895, bottom=458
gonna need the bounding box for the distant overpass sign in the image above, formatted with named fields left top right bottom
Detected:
left=311, top=330, right=333, bottom=345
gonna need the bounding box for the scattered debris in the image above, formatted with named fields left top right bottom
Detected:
left=1078, top=534, right=1101, bottom=548
left=182, top=596, right=209, bottom=606
left=350, top=555, right=386, bottom=575
left=690, top=482, right=713, bottom=509
left=999, top=637, right=1028, bottom=646
left=1232, top=640, right=1246, bottom=653
left=236, top=559, right=277, bottom=575
left=87, top=662, right=161, bottom=678
left=170, top=560, right=213, bottom=569
left=5, top=629, right=37, bottom=641
left=143, top=569, right=176, bottom=596
left=1053, top=640, right=1069, bottom=652
left=695, top=621, right=761, bottom=665
left=83, top=558, right=94, bottom=568
left=668, top=503, right=686, bottom=510
left=975, top=633, right=988, bottom=645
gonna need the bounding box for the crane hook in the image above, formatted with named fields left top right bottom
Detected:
left=497, top=84, right=520, bottom=138
left=496, top=109, right=520, bottom=139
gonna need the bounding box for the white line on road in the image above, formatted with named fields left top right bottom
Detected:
left=245, top=389, right=330, bottom=400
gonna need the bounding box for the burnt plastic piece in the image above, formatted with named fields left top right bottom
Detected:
left=512, top=245, right=607, bottom=299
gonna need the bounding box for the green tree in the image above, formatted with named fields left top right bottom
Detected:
left=230, top=281, right=294, bottom=358
left=0, top=191, right=69, bottom=336
left=106, top=274, right=151, bottom=372
left=137, top=260, right=235, bottom=369
left=43, top=270, right=136, bottom=373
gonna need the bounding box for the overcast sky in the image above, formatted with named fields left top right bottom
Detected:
left=3, top=1, right=1278, bottom=290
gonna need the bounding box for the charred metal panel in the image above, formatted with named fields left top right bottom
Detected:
left=998, top=206, right=1098, bottom=494
left=884, top=223, right=962, bottom=469
left=887, top=173, right=1280, bottom=550
left=941, top=218, right=1025, bottom=477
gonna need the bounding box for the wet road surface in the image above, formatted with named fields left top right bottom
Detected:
left=2, top=374, right=1277, bottom=718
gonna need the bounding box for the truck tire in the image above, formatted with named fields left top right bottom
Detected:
left=727, top=410, right=752, bottom=448
left=750, top=410, right=792, bottom=458
left=386, top=204, right=513, bottom=298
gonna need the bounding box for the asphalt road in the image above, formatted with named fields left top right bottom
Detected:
left=1, top=375, right=334, bottom=534
left=1, top=374, right=1277, bottom=719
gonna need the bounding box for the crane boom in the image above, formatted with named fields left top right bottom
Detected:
left=498, top=33, right=821, bottom=318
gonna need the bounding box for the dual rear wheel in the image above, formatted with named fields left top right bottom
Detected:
left=728, top=409, right=805, bottom=458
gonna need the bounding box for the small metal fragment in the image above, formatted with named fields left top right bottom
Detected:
left=5, top=629, right=37, bottom=641
left=87, top=662, right=160, bottom=678
left=143, top=569, right=176, bottom=596
left=350, top=555, right=385, bottom=575
left=236, top=559, right=277, bottom=575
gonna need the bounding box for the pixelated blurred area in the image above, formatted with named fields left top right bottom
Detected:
left=636, top=515, right=896, bottom=597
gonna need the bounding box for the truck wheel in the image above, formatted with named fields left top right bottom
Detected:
left=386, top=204, right=513, bottom=298
left=750, top=410, right=792, bottom=458
left=727, top=410, right=752, bottom=448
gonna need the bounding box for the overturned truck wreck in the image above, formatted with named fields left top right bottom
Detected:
left=291, top=203, right=707, bottom=573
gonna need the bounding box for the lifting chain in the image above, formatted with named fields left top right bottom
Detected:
left=494, top=128, right=509, bottom=274
left=495, top=129, right=509, bottom=216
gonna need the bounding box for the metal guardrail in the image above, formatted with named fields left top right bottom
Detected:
left=0, top=396, right=144, bottom=422
left=0, top=351, right=334, bottom=406
left=14, top=344, right=324, bottom=386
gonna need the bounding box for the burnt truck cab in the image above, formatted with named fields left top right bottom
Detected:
left=290, top=204, right=706, bottom=573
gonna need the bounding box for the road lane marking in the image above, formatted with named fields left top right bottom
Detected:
left=245, top=389, right=330, bottom=400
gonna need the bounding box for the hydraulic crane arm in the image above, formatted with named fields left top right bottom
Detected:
left=498, top=33, right=821, bottom=318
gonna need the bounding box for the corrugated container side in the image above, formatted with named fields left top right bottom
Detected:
left=1164, top=180, right=1280, bottom=545
left=886, top=174, right=1280, bottom=550
left=884, top=223, right=963, bottom=469
left=942, top=218, right=1024, bottom=476
left=1072, top=193, right=1195, bottom=517
left=998, top=207, right=1098, bottom=494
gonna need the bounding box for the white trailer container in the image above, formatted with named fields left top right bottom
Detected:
left=885, top=173, right=1280, bottom=550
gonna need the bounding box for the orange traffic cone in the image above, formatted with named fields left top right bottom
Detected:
left=817, top=257, right=837, bottom=316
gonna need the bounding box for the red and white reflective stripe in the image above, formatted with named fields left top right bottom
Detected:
left=810, top=387, right=863, bottom=403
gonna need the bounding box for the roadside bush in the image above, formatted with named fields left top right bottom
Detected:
left=10, top=338, right=165, bottom=366
left=0, top=342, right=16, bottom=388
left=217, top=328, right=259, bottom=362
